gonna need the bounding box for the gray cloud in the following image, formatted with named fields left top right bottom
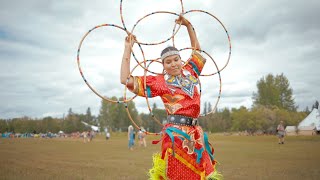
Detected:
left=0, top=0, right=319, bottom=119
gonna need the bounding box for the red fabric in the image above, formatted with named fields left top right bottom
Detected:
left=167, top=154, right=201, bottom=180
left=160, top=124, right=215, bottom=178
left=132, top=53, right=217, bottom=178
left=133, top=53, right=205, bottom=118
left=136, top=75, right=201, bottom=118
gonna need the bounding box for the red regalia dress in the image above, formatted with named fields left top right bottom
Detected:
left=131, top=52, right=222, bottom=180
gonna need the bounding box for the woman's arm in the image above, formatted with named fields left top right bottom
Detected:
left=176, top=15, right=200, bottom=50
left=120, top=34, right=135, bottom=89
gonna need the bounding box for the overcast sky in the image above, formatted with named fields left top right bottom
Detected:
left=0, top=0, right=319, bottom=119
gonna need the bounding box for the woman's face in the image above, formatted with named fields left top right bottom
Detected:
left=163, top=55, right=182, bottom=76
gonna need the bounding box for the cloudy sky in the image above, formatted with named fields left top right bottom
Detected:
left=0, top=0, right=319, bottom=119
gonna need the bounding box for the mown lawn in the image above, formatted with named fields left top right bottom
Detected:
left=0, top=134, right=319, bottom=180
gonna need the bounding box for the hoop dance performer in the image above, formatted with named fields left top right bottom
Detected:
left=121, top=15, right=222, bottom=180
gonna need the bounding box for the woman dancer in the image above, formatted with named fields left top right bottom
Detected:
left=120, top=15, right=221, bottom=180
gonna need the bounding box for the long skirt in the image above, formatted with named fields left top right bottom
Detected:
left=148, top=124, right=222, bottom=180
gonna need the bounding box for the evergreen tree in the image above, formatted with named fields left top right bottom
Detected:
left=203, top=102, right=207, bottom=115
left=68, top=108, right=73, bottom=116
left=207, top=102, right=212, bottom=113
left=85, top=107, right=93, bottom=123
left=314, top=100, right=319, bottom=109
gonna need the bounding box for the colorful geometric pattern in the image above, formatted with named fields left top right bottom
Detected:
left=149, top=124, right=222, bottom=180
left=132, top=53, right=205, bottom=118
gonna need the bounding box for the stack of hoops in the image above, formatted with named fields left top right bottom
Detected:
left=76, top=0, right=232, bottom=135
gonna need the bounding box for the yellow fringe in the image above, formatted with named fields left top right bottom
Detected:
left=148, top=153, right=223, bottom=180
left=148, top=153, right=167, bottom=180
left=207, top=170, right=223, bottom=180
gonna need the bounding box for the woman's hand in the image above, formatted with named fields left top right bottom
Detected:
left=175, top=15, right=190, bottom=26
left=176, top=14, right=200, bottom=50
left=125, top=34, right=136, bottom=48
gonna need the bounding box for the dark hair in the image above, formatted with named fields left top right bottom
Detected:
left=160, top=46, right=179, bottom=57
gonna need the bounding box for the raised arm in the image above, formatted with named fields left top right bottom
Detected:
left=120, top=34, right=135, bottom=89
left=176, top=15, right=200, bottom=50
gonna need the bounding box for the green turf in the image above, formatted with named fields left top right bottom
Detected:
left=0, top=134, right=319, bottom=180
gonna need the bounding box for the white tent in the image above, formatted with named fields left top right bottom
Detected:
left=81, top=121, right=100, bottom=132
left=298, top=107, right=320, bottom=131
left=285, top=126, right=297, bottom=136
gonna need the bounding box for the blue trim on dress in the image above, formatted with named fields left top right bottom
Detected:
left=146, top=86, right=152, bottom=98
left=189, top=61, right=200, bottom=75
left=165, top=127, right=204, bottom=164
left=204, top=133, right=215, bottom=161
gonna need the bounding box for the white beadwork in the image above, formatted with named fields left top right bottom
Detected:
left=161, top=50, right=180, bottom=60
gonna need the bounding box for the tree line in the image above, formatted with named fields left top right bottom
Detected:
left=1, top=73, right=316, bottom=134
left=0, top=108, right=94, bottom=134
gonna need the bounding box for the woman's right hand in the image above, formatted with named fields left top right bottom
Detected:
left=175, top=15, right=190, bottom=26
left=125, top=34, right=136, bottom=48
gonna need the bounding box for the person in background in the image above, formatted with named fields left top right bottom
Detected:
left=128, top=125, right=135, bottom=150
left=106, top=131, right=110, bottom=140
left=82, top=131, right=88, bottom=143
left=277, top=121, right=286, bottom=144
left=89, top=130, right=94, bottom=142
left=105, top=127, right=110, bottom=140
left=138, top=127, right=147, bottom=148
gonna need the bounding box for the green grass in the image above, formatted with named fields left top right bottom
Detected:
left=0, top=134, right=320, bottom=180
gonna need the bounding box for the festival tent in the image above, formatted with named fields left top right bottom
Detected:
left=298, top=126, right=317, bottom=135
left=297, top=107, right=320, bottom=135
left=285, top=126, right=297, bottom=136
left=81, top=121, right=100, bottom=132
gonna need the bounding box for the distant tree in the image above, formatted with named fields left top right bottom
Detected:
left=42, top=116, right=60, bottom=133
left=68, top=108, right=73, bottom=116
left=203, top=102, right=207, bottom=115
left=203, top=107, right=232, bottom=133
left=314, top=100, right=319, bottom=109
left=62, top=114, right=87, bottom=133
left=139, top=113, right=151, bottom=131
left=231, top=106, right=251, bottom=132
left=150, top=103, right=166, bottom=132
left=221, top=108, right=232, bottom=131
left=304, top=106, right=310, bottom=113
left=252, top=73, right=297, bottom=111
left=98, top=96, right=139, bottom=132
left=98, top=97, right=117, bottom=131
left=0, top=120, right=8, bottom=132
left=252, top=105, right=277, bottom=131
left=207, top=102, right=212, bottom=113
left=84, top=107, right=93, bottom=123
left=127, top=100, right=139, bottom=126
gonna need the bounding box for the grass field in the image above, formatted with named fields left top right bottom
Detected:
left=0, top=134, right=320, bottom=180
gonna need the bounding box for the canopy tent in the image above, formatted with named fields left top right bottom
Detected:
left=298, top=107, right=320, bottom=131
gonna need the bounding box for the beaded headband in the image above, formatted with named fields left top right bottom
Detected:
left=161, top=50, right=180, bottom=61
